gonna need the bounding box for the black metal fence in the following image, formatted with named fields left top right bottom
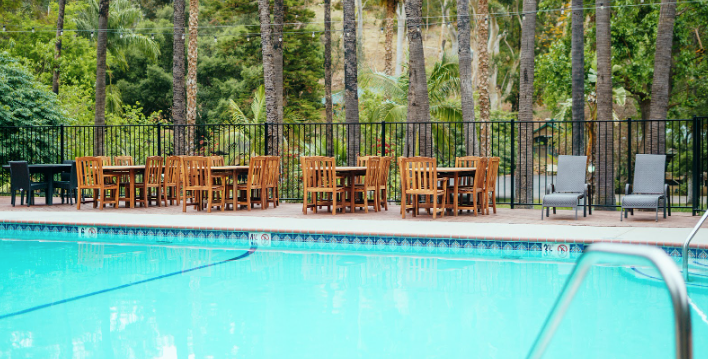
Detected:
left=2, top=117, right=706, bottom=213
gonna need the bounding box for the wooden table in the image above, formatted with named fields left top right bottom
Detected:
left=336, top=166, right=367, bottom=212
left=2, top=163, right=72, bottom=205
left=211, top=165, right=250, bottom=210
left=103, top=165, right=146, bottom=208
left=436, top=167, right=476, bottom=215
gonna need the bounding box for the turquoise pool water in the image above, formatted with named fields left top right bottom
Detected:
left=1, top=237, right=707, bottom=358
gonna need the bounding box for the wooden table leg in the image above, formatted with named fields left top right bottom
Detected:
left=349, top=174, right=356, bottom=212
left=453, top=173, right=459, bottom=216
left=129, top=169, right=136, bottom=208
left=232, top=170, right=238, bottom=210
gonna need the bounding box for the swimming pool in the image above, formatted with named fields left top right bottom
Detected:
left=1, top=231, right=707, bottom=358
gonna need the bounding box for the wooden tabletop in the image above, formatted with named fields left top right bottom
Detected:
left=336, top=166, right=367, bottom=172
left=103, top=165, right=145, bottom=171
left=211, top=165, right=249, bottom=171
left=436, top=167, right=476, bottom=173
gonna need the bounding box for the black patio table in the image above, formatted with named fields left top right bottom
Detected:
left=2, top=163, right=72, bottom=205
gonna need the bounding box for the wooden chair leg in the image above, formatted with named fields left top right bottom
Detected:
left=182, top=188, right=187, bottom=212
left=332, top=192, right=337, bottom=215
left=401, top=192, right=407, bottom=219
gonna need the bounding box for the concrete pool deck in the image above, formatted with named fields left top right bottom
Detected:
left=0, top=197, right=706, bottom=249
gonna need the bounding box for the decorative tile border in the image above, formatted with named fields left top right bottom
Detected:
left=1, top=221, right=706, bottom=262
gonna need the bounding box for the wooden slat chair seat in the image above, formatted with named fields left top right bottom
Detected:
left=352, top=156, right=380, bottom=213
left=400, top=157, right=447, bottom=219
left=76, top=156, right=120, bottom=210
left=302, top=156, right=347, bottom=215
left=457, top=158, right=487, bottom=215
left=236, top=156, right=268, bottom=210
left=134, top=156, right=165, bottom=207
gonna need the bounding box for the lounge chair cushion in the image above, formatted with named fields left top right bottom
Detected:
left=542, top=193, right=584, bottom=208
left=622, top=194, right=664, bottom=209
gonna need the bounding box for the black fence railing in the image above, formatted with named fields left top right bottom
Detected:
left=2, top=117, right=706, bottom=213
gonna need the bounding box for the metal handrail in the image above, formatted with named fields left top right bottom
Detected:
left=526, top=243, right=692, bottom=359
left=682, top=208, right=708, bottom=281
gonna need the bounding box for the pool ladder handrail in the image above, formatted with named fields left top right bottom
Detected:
left=526, top=243, right=692, bottom=359
left=682, top=208, right=708, bottom=281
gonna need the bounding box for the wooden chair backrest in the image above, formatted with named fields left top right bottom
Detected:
left=263, top=156, right=280, bottom=188
left=97, top=156, right=111, bottom=166
left=247, top=156, right=267, bottom=187
left=303, top=157, right=337, bottom=190
left=144, top=156, right=163, bottom=185
left=357, top=156, right=374, bottom=167
left=378, top=156, right=392, bottom=188
left=474, top=157, right=488, bottom=190
left=182, top=156, right=209, bottom=189
left=210, top=156, right=225, bottom=167
left=455, top=156, right=483, bottom=168
left=398, top=157, right=408, bottom=191
left=76, top=157, right=104, bottom=188
left=114, top=156, right=134, bottom=166
left=364, top=157, right=380, bottom=187
left=164, top=156, right=181, bottom=185
left=485, top=157, right=500, bottom=191
left=402, top=157, right=437, bottom=193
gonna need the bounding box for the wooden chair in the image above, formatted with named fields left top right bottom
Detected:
left=398, top=157, right=410, bottom=216
left=76, top=156, right=120, bottom=210
left=455, top=155, right=483, bottom=211
left=113, top=156, right=133, bottom=197
left=377, top=156, right=392, bottom=211
left=483, top=157, right=500, bottom=214
left=236, top=156, right=267, bottom=210
left=400, top=157, right=447, bottom=219
left=114, top=156, right=133, bottom=165
left=163, top=156, right=181, bottom=205
left=97, top=156, right=112, bottom=166
left=182, top=156, right=225, bottom=213
left=263, top=156, right=280, bottom=208
left=135, top=156, right=165, bottom=207
left=352, top=156, right=380, bottom=213
left=457, top=158, right=487, bottom=215
left=208, top=155, right=229, bottom=207
left=302, top=156, right=347, bottom=215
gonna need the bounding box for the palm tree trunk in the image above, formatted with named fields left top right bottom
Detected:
left=52, top=0, right=66, bottom=95
left=186, top=0, right=199, bottom=154
left=648, top=0, right=676, bottom=154
left=259, top=0, right=280, bottom=154
left=405, top=0, right=432, bottom=157
left=325, top=0, right=334, bottom=156
left=395, top=2, right=406, bottom=77
left=344, top=0, right=360, bottom=165
left=94, top=0, right=110, bottom=156
left=477, top=0, right=491, bottom=155
left=457, top=0, right=477, bottom=155
left=356, top=0, right=365, bottom=63
left=273, top=0, right=285, bottom=124
left=595, top=0, right=615, bottom=208
left=172, top=0, right=186, bottom=155
left=384, top=0, right=396, bottom=75
left=571, top=0, right=585, bottom=156
left=516, top=0, right=536, bottom=208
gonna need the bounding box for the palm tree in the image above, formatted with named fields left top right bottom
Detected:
left=273, top=0, right=284, bottom=123
left=595, top=0, right=615, bottom=207
left=457, top=0, right=477, bottom=155
left=257, top=0, right=279, bottom=154
left=477, top=0, right=491, bottom=155
left=381, top=0, right=400, bottom=75
left=395, top=2, right=406, bottom=77
left=324, top=0, right=334, bottom=156
left=404, top=0, right=432, bottom=156
left=186, top=0, right=199, bottom=153
left=516, top=0, right=536, bottom=208
left=52, top=0, right=66, bottom=95
left=172, top=0, right=186, bottom=155
left=571, top=0, right=584, bottom=156
left=94, top=0, right=110, bottom=155
left=648, top=0, right=677, bottom=154
left=344, top=0, right=360, bottom=165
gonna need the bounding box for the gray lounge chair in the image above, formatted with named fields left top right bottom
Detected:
left=541, top=155, right=591, bottom=220
left=621, top=154, right=669, bottom=222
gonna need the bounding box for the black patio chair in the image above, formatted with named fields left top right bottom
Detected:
left=55, top=160, right=77, bottom=204
left=9, top=161, right=49, bottom=207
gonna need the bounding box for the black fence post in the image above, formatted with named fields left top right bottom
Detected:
left=59, top=124, right=65, bottom=163
left=380, top=121, right=386, bottom=157
left=627, top=118, right=632, bottom=183
left=692, top=115, right=700, bottom=215
left=264, top=122, right=269, bottom=156
left=510, top=118, right=515, bottom=209
left=156, top=123, right=162, bottom=157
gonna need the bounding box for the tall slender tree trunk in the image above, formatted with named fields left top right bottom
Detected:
left=94, top=0, right=110, bottom=156
left=356, top=0, right=365, bottom=63
left=384, top=0, right=396, bottom=75
left=395, top=2, right=406, bottom=77
left=344, top=0, right=360, bottom=165
left=648, top=0, right=676, bottom=154
left=52, top=0, right=66, bottom=94
left=457, top=0, right=477, bottom=155
left=273, top=0, right=285, bottom=124
left=172, top=0, right=186, bottom=155
left=186, top=0, right=199, bottom=154
left=516, top=0, right=536, bottom=208
left=325, top=0, right=334, bottom=156
left=477, top=0, right=491, bottom=155
left=571, top=0, right=585, bottom=156
left=258, top=0, right=279, bottom=154
left=595, top=0, right=615, bottom=208
left=405, top=0, right=432, bottom=157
